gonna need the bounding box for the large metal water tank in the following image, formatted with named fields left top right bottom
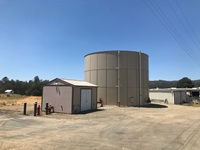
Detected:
left=84, top=50, right=149, bottom=106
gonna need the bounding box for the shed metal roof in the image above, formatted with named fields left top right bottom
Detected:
left=55, top=78, right=97, bottom=87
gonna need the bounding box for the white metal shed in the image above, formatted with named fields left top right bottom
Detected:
left=42, top=78, right=97, bottom=114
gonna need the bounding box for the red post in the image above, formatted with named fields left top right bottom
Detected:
left=37, top=105, right=40, bottom=116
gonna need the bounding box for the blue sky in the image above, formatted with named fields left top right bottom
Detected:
left=0, top=0, right=200, bottom=81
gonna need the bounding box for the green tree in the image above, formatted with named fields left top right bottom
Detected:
left=1, top=77, right=13, bottom=92
left=0, top=76, right=49, bottom=96
left=31, top=76, right=41, bottom=96
left=34, top=76, right=40, bottom=84
left=177, top=77, right=194, bottom=88
left=2, top=76, right=9, bottom=83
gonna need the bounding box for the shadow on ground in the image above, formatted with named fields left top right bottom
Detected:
left=139, top=103, right=168, bottom=108
left=79, top=108, right=105, bottom=114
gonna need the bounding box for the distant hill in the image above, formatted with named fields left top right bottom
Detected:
left=149, top=79, right=200, bottom=89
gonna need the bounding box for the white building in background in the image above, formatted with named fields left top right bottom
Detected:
left=4, top=89, right=14, bottom=95
left=149, top=88, right=200, bottom=104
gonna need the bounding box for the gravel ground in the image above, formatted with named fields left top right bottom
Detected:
left=1, top=103, right=200, bottom=150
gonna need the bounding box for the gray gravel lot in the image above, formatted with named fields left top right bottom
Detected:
left=1, top=103, right=200, bottom=150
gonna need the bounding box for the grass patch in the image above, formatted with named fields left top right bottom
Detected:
left=0, top=95, right=41, bottom=107
left=0, top=94, right=27, bottom=100
left=0, top=94, right=28, bottom=106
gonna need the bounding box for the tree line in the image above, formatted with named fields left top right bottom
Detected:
left=0, top=76, right=49, bottom=96
left=150, top=77, right=200, bottom=89
left=0, top=76, right=198, bottom=96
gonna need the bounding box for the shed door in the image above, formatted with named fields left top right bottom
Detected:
left=81, top=89, right=92, bottom=111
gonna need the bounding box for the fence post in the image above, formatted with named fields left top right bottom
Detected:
left=34, top=102, right=37, bottom=116
left=46, top=103, right=48, bottom=115
left=23, top=103, right=27, bottom=115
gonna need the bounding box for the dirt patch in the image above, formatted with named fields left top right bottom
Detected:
left=1, top=102, right=200, bottom=150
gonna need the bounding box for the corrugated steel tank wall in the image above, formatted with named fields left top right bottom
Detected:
left=84, top=50, right=149, bottom=106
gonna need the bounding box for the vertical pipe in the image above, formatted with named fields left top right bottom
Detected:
left=118, top=51, right=120, bottom=107
left=34, top=102, right=37, bottom=116
left=105, top=53, right=107, bottom=106
left=46, top=103, right=48, bottom=115
left=139, top=51, right=142, bottom=107
left=23, top=103, right=27, bottom=115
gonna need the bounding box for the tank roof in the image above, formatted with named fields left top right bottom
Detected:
left=84, top=50, right=148, bottom=57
